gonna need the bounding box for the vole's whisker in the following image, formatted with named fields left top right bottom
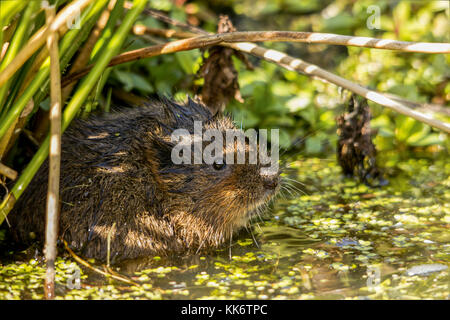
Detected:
left=245, top=225, right=259, bottom=248
left=281, top=180, right=308, bottom=197
left=282, top=174, right=321, bottom=193
left=278, top=168, right=297, bottom=175
left=280, top=185, right=295, bottom=198
left=196, top=229, right=209, bottom=254
left=289, top=183, right=309, bottom=196
left=252, top=205, right=265, bottom=225
left=278, top=189, right=288, bottom=201
left=282, top=180, right=308, bottom=195
left=282, top=176, right=307, bottom=188
left=229, top=233, right=233, bottom=260
left=255, top=222, right=262, bottom=235
left=245, top=200, right=260, bottom=248
left=281, top=187, right=293, bottom=200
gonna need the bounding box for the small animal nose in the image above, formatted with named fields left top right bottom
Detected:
left=262, top=174, right=279, bottom=190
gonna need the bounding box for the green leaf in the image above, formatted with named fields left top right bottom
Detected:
left=305, top=135, right=322, bottom=154
left=175, top=50, right=198, bottom=74
left=263, top=115, right=295, bottom=127
left=371, top=114, right=392, bottom=129
left=395, top=116, right=420, bottom=142
left=299, top=106, right=317, bottom=126
left=114, top=70, right=153, bottom=93
left=405, top=124, right=430, bottom=145
left=322, top=12, right=359, bottom=33
left=377, top=127, right=395, bottom=138
left=408, top=133, right=444, bottom=147
left=39, top=97, right=50, bottom=111
left=394, top=1, right=411, bottom=23
left=387, top=85, right=420, bottom=101
left=287, top=95, right=311, bottom=112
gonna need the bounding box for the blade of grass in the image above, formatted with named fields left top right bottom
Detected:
left=1, top=57, right=34, bottom=116
left=0, top=0, right=108, bottom=143
left=0, top=0, right=109, bottom=159
left=104, top=86, right=112, bottom=113
left=0, top=0, right=147, bottom=226
left=90, top=0, right=124, bottom=62
left=0, top=0, right=39, bottom=112
left=82, top=0, right=124, bottom=113
left=0, top=0, right=95, bottom=89
left=0, top=0, right=29, bottom=31
left=0, top=16, right=19, bottom=61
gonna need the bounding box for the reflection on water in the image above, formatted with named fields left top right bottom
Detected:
left=0, top=157, right=449, bottom=299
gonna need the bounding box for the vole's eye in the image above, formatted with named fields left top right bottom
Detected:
left=213, top=159, right=226, bottom=171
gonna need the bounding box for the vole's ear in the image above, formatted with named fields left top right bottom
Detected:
left=144, top=135, right=175, bottom=170
left=151, top=136, right=174, bottom=166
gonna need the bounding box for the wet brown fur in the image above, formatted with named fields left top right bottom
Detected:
left=9, top=97, right=279, bottom=262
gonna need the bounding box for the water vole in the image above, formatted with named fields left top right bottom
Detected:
left=9, top=97, right=280, bottom=262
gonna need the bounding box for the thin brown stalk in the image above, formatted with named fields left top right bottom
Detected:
left=132, top=9, right=450, bottom=117
left=44, top=3, right=62, bottom=301
left=61, top=35, right=224, bottom=86
left=227, top=41, right=450, bottom=133
left=130, top=27, right=450, bottom=54
left=63, top=240, right=139, bottom=286
left=22, top=128, right=40, bottom=147
left=134, top=13, right=450, bottom=118
left=0, top=162, right=17, bottom=181
left=124, top=3, right=450, bottom=53
left=219, top=31, right=450, bottom=53
left=62, top=27, right=450, bottom=86
left=132, top=25, right=195, bottom=39
left=381, top=93, right=450, bottom=117
left=0, top=0, right=94, bottom=88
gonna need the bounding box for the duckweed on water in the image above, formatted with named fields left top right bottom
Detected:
left=0, top=158, right=448, bottom=299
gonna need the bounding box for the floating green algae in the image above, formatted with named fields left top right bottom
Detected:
left=0, top=157, right=448, bottom=300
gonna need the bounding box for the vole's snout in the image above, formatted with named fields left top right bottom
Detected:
left=261, top=172, right=280, bottom=190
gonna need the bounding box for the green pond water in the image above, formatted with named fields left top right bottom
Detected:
left=0, top=157, right=449, bottom=300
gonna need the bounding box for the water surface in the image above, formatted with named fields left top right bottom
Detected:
left=0, top=157, right=448, bottom=299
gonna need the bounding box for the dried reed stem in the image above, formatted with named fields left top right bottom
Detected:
left=63, top=240, right=139, bottom=286
left=44, top=3, right=62, bottom=300
left=0, top=162, right=17, bottom=181
left=227, top=41, right=450, bottom=133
